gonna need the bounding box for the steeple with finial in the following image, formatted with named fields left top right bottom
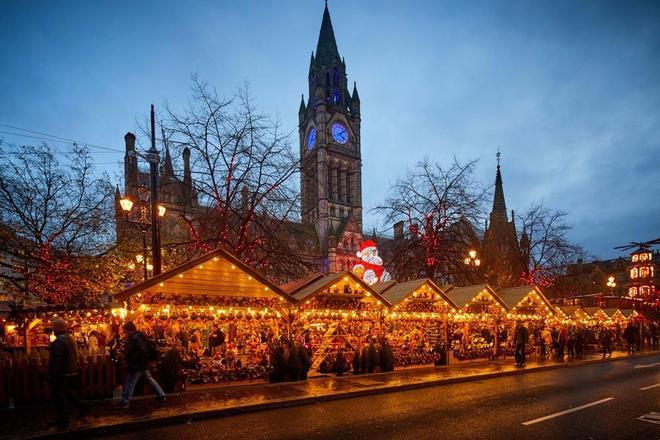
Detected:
left=491, top=149, right=508, bottom=224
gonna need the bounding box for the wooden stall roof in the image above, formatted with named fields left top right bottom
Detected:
left=444, top=284, right=508, bottom=310
left=114, top=247, right=294, bottom=303
left=280, top=273, right=325, bottom=294
left=372, top=280, right=397, bottom=294
left=496, top=285, right=556, bottom=314
left=583, top=307, right=605, bottom=318
left=377, top=279, right=458, bottom=310
left=288, top=271, right=389, bottom=306
left=556, top=306, right=589, bottom=319
left=603, top=308, right=621, bottom=318
left=620, top=309, right=640, bottom=318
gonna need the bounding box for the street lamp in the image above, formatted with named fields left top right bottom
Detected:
left=606, top=275, right=616, bottom=293
left=120, top=184, right=166, bottom=281
left=465, top=249, right=481, bottom=267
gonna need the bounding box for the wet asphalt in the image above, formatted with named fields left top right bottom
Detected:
left=103, top=354, right=660, bottom=440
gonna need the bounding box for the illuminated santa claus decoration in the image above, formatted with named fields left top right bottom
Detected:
left=352, top=240, right=392, bottom=285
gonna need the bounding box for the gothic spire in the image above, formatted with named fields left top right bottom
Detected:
left=299, top=94, right=306, bottom=115
left=351, top=81, right=360, bottom=101
left=491, top=150, right=508, bottom=223
left=163, top=146, right=174, bottom=176
left=314, top=2, right=340, bottom=66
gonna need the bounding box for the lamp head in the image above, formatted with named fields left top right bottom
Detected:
left=119, top=196, right=134, bottom=213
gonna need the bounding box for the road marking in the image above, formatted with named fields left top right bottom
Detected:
left=640, top=383, right=660, bottom=391
left=634, top=361, right=660, bottom=369
left=521, top=398, right=614, bottom=426
left=638, top=412, right=660, bottom=425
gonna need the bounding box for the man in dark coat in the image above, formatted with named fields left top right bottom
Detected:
left=48, top=319, right=89, bottom=428
left=624, top=322, right=636, bottom=356
left=514, top=322, right=529, bottom=367
left=600, top=326, right=612, bottom=358
left=119, top=321, right=166, bottom=407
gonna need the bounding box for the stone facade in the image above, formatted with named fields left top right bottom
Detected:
left=299, top=4, right=364, bottom=273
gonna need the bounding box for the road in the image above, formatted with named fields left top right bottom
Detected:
left=104, top=355, right=660, bottom=440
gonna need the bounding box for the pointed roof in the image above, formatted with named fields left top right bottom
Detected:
left=299, top=94, right=306, bottom=114
left=288, top=271, right=389, bottom=306
left=378, top=279, right=458, bottom=309
left=444, top=284, right=507, bottom=310
left=163, top=147, right=174, bottom=176
left=372, top=280, right=397, bottom=294
left=314, top=3, right=340, bottom=67
left=114, top=247, right=294, bottom=304
left=280, top=273, right=324, bottom=295
left=351, top=82, right=360, bottom=101
left=496, top=285, right=555, bottom=315
left=491, top=151, right=508, bottom=223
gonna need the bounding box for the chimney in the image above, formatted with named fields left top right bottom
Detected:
left=393, top=220, right=404, bottom=239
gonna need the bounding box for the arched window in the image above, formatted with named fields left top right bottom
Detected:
left=629, top=287, right=637, bottom=297
left=630, top=268, right=638, bottom=279
left=640, top=267, right=650, bottom=278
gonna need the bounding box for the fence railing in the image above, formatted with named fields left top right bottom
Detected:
left=0, top=356, right=121, bottom=407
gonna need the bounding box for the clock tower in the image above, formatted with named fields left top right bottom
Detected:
left=299, top=3, right=363, bottom=272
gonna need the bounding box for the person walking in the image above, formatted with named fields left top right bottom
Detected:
left=47, top=319, right=90, bottom=429
left=600, top=326, right=612, bottom=358
left=624, top=322, right=636, bottom=356
left=119, top=321, right=166, bottom=407
left=541, top=327, right=552, bottom=358
left=514, top=322, right=529, bottom=367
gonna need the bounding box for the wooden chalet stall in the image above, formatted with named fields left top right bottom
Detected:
left=287, top=271, right=389, bottom=374
left=115, top=248, right=295, bottom=385
left=444, top=284, right=509, bottom=362
left=376, top=279, right=457, bottom=367
left=556, top=306, right=591, bottom=325
left=497, top=286, right=556, bottom=357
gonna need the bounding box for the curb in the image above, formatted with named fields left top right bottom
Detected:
left=17, top=351, right=660, bottom=439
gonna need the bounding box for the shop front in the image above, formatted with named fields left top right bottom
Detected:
left=115, top=248, right=295, bottom=386
left=288, top=271, right=389, bottom=375
left=377, top=279, right=457, bottom=367
left=444, top=284, right=508, bottom=362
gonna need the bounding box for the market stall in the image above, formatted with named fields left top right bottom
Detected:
left=377, top=279, right=457, bottom=367
left=497, top=285, right=556, bottom=358
left=288, top=271, right=389, bottom=374
left=115, top=247, right=295, bottom=385
left=444, top=284, right=509, bottom=362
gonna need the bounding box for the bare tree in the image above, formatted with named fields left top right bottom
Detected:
left=375, top=158, right=489, bottom=283
left=517, top=202, right=585, bottom=289
left=0, top=143, right=116, bottom=304
left=159, top=79, right=313, bottom=280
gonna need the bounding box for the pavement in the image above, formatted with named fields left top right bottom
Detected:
left=1, top=350, right=658, bottom=439
left=105, top=352, right=660, bottom=440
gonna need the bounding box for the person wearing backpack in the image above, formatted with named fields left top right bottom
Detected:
left=119, top=321, right=166, bottom=407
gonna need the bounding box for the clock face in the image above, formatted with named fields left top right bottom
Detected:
left=307, top=128, right=316, bottom=150
left=331, top=122, right=348, bottom=144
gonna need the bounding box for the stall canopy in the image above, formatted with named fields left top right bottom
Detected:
left=280, top=273, right=325, bottom=295
left=496, top=285, right=556, bottom=319
left=287, top=271, right=389, bottom=306
left=444, top=284, right=508, bottom=311
left=114, top=247, right=294, bottom=303
left=556, top=306, right=590, bottom=322
left=376, top=279, right=458, bottom=311
left=583, top=307, right=609, bottom=322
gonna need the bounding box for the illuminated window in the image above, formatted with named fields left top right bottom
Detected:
left=640, top=286, right=650, bottom=296
left=630, top=268, right=638, bottom=279
left=640, top=267, right=650, bottom=278
left=640, top=253, right=648, bottom=262
left=632, top=254, right=639, bottom=262
left=648, top=253, right=653, bottom=261
left=629, top=287, right=637, bottom=297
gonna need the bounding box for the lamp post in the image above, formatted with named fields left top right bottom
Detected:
left=119, top=104, right=164, bottom=277
left=120, top=184, right=166, bottom=281
left=463, top=249, right=482, bottom=285
left=606, top=275, right=616, bottom=294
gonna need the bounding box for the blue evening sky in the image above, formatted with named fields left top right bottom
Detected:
left=1, top=0, right=659, bottom=259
